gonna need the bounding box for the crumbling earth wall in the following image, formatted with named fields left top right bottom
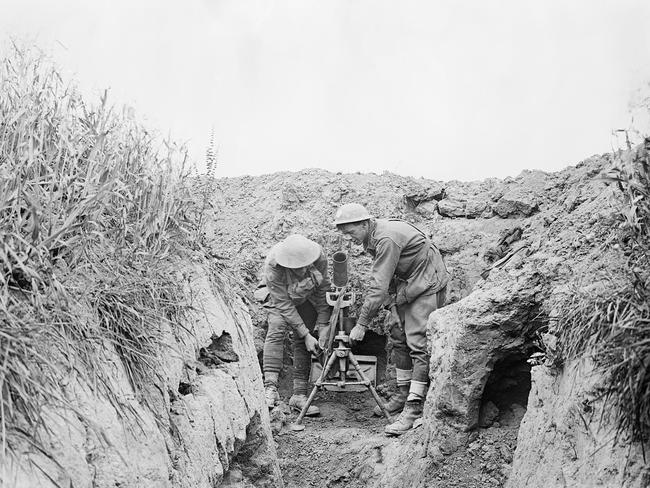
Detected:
left=210, top=154, right=649, bottom=487
left=508, top=360, right=649, bottom=488
left=2, top=266, right=282, bottom=488
left=376, top=155, right=650, bottom=487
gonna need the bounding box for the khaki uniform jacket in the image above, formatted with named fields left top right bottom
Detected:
left=357, top=218, right=450, bottom=327
left=263, top=246, right=331, bottom=338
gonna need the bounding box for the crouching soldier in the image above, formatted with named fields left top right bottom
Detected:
left=260, top=234, right=331, bottom=416
left=333, top=203, right=450, bottom=435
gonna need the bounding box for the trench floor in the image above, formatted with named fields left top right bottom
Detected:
left=272, top=386, right=520, bottom=488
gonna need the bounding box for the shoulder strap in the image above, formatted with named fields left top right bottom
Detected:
left=387, top=218, right=440, bottom=252
left=387, top=218, right=429, bottom=239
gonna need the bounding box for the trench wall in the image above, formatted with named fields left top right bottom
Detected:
left=508, top=361, right=650, bottom=488
left=1, top=266, right=282, bottom=488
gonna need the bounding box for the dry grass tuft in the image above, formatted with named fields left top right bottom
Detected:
left=557, top=138, right=650, bottom=448
left=0, top=43, right=204, bottom=472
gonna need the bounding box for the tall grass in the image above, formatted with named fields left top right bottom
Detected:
left=0, top=43, right=203, bottom=471
left=557, top=138, right=650, bottom=449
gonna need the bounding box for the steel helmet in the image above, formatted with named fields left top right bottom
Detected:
left=333, top=203, right=372, bottom=226
left=275, top=234, right=321, bottom=268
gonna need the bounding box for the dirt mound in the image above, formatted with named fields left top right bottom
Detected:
left=210, top=157, right=608, bottom=353
left=272, top=389, right=521, bottom=488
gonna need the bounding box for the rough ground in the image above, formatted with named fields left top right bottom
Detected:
left=274, top=390, right=388, bottom=488
left=272, top=380, right=520, bottom=488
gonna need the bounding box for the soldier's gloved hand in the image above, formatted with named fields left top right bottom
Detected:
left=304, top=333, right=320, bottom=354
left=349, top=324, right=367, bottom=344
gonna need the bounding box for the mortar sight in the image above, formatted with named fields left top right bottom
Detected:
left=332, top=250, right=348, bottom=288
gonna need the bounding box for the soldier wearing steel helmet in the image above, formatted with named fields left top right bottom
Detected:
left=333, top=203, right=450, bottom=435
left=259, top=234, right=331, bottom=415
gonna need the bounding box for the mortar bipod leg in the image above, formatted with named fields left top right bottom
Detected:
left=290, top=351, right=339, bottom=431
left=347, top=351, right=393, bottom=421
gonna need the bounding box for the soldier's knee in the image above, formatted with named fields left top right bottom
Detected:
left=391, top=340, right=409, bottom=355
left=404, top=332, right=428, bottom=356
left=265, top=322, right=285, bottom=343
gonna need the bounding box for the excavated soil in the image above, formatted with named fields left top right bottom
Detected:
left=273, top=381, right=522, bottom=488
left=275, top=390, right=387, bottom=488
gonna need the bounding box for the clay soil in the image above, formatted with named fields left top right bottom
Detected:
left=273, top=382, right=520, bottom=488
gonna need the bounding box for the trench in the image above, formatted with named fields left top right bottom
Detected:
left=265, top=338, right=536, bottom=488
left=224, top=251, right=541, bottom=487
left=274, top=330, right=392, bottom=488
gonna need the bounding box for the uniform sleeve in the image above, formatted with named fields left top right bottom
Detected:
left=357, top=237, right=401, bottom=327
left=265, top=263, right=310, bottom=338
left=310, top=251, right=331, bottom=325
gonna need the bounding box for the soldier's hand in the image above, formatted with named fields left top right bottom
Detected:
left=304, top=333, right=320, bottom=354
left=349, top=324, right=367, bottom=344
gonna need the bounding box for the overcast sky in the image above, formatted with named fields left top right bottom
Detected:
left=2, top=0, right=650, bottom=181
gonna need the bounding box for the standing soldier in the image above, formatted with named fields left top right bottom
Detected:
left=333, top=203, right=450, bottom=435
left=260, top=234, right=331, bottom=416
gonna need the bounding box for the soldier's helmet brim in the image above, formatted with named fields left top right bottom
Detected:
left=275, top=234, right=322, bottom=268
left=333, top=203, right=372, bottom=226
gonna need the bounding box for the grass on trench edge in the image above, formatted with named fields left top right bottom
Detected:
left=0, top=43, right=212, bottom=481
left=555, top=138, right=650, bottom=452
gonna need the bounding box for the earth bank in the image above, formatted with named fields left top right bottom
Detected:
left=2, top=266, right=283, bottom=488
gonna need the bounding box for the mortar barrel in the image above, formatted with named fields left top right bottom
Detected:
left=332, top=251, right=348, bottom=288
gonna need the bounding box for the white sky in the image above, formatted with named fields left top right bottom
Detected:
left=2, top=0, right=650, bottom=180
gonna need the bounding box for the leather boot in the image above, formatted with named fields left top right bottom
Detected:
left=265, top=385, right=279, bottom=409
left=288, top=394, right=320, bottom=416
left=384, top=399, right=423, bottom=436
left=373, top=384, right=409, bottom=416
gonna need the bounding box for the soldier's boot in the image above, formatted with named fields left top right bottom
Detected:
left=264, top=372, right=280, bottom=409
left=373, top=384, right=409, bottom=416
left=384, top=399, right=423, bottom=436
left=288, top=394, right=320, bottom=416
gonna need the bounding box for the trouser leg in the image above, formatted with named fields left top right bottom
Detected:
left=262, top=307, right=286, bottom=384
left=292, top=301, right=317, bottom=394
left=389, top=317, right=412, bottom=375
left=402, top=286, right=447, bottom=400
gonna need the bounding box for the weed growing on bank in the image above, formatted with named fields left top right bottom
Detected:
left=557, top=138, right=650, bottom=448
left=0, top=44, right=203, bottom=468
